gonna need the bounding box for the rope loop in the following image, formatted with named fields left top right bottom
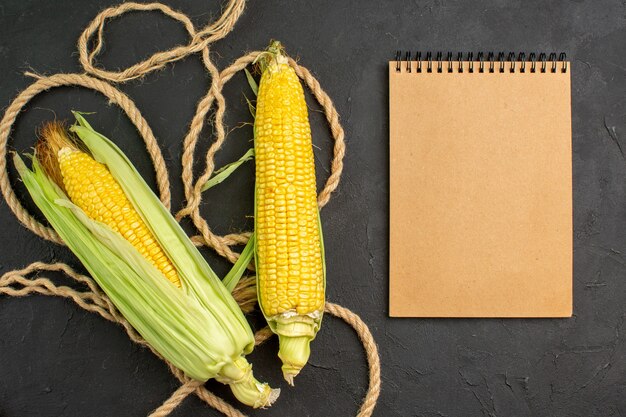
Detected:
left=78, top=0, right=245, bottom=82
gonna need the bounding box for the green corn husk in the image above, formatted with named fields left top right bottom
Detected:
left=15, top=113, right=279, bottom=408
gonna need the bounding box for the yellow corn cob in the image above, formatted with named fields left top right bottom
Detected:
left=254, top=41, right=325, bottom=384
left=255, top=67, right=324, bottom=316
left=38, top=123, right=181, bottom=287
left=22, top=116, right=278, bottom=407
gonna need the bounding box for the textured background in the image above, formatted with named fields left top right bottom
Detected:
left=0, top=1, right=625, bottom=416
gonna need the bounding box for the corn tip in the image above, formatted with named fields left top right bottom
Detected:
left=282, top=371, right=296, bottom=386
left=277, top=333, right=311, bottom=385
left=258, top=40, right=288, bottom=73
left=253, top=383, right=279, bottom=408
left=267, top=388, right=281, bottom=407
left=219, top=356, right=278, bottom=408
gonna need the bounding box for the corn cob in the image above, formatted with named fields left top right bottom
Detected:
left=16, top=115, right=278, bottom=408
left=254, top=41, right=326, bottom=385
left=37, top=122, right=181, bottom=287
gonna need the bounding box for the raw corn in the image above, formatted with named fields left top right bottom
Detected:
left=16, top=114, right=278, bottom=408
left=40, top=123, right=181, bottom=287
left=254, top=41, right=326, bottom=385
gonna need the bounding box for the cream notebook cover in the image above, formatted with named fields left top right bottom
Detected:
left=389, top=52, right=572, bottom=317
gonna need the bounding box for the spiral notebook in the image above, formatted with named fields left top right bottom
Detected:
left=389, top=52, right=572, bottom=317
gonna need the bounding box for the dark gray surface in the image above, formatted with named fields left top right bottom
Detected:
left=0, top=1, right=625, bottom=416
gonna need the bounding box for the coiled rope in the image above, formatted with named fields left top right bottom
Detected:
left=0, top=2, right=380, bottom=416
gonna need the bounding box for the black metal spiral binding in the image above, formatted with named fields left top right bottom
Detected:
left=529, top=53, right=536, bottom=73
left=507, top=52, right=515, bottom=73
left=394, top=51, right=568, bottom=74
left=498, top=52, right=505, bottom=72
